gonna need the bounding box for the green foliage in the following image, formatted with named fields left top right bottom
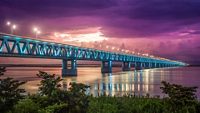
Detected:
left=38, top=103, right=68, bottom=113
left=160, top=81, right=197, bottom=106
left=88, top=96, right=200, bottom=113
left=65, top=82, right=90, bottom=113
left=37, top=71, right=62, bottom=97
left=34, top=71, right=90, bottom=113
left=29, top=94, right=52, bottom=108
left=0, top=67, right=26, bottom=113
left=142, top=99, right=163, bottom=113
left=88, top=96, right=165, bottom=113
left=13, top=98, right=39, bottom=113
left=160, top=81, right=199, bottom=113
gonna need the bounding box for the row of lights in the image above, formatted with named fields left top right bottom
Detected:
left=104, top=45, right=152, bottom=57
left=6, top=21, right=41, bottom=38
left=6, top=21, right=16, bottom=34
left=5, top=21, right=160, bottom=59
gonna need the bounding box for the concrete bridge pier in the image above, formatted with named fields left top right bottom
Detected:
left=101, top=61, right=112, bottom=73
left=156, top=63, right=161, bottom=68
left=135, top=62, right=143, bottom=70
left=153, top=63, right=157, bottom=68
left=152, top=63, right=156, bottom=68
left=62, top=59, right=77, bottom=76
left=122, top=61, right=131, bottom=71
left=145, top=62, right=151, bottom=69
left=149, top=63, right=153, bottom=68
left=161, top=63, right=164, bottom=68
left=147, top=63, right=151, bottom=68
left=133, top=62, right=137, bottom=70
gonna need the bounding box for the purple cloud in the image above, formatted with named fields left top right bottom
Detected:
left=1, top=0, right=200, bottom=64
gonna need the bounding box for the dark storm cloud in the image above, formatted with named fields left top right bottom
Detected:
left=120, top=0, right=200, bottom=20
left=101, top=0, right=200, bottom=37
left=1, top=0, right=200, bottom=37
left=0, top=0, right=117, bottom=18
left=1, top=0, right=200, bottom=64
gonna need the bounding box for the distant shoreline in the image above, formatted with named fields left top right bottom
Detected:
left=0, top=64, right=199, bottom=68
left=0, top=64, right=122, bottom=67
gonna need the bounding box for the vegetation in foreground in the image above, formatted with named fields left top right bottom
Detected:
left=0, top=67, right=200, bottom=113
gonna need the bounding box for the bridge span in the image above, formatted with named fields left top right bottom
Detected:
left=0, top=33, right=186, bottom=76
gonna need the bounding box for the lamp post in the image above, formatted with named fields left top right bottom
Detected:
left=11, top=25, right=17, bottom=34
left=7, top=21, right=11, bottom=26
left=6, top=21, right=17, bottom=34
left=33, top=27, right=41, bottom=39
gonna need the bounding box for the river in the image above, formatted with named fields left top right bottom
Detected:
left=2, top=66, right=200, bottom=98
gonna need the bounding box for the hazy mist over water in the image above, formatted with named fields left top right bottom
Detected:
left=2, top=66, right=200, bottom=98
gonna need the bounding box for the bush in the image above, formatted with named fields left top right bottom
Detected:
left=160, top=81, right=197, bottom=105
left=160, top=81, right=198, bottom=112
left=13, top=98, right=39, bottom=113
left=35, top=71, right=90, bottom=113
left=38, top=103, right=68, bottom=113
left=37, top=71, right=62, bottom=97
left=142, top=99, right=163, bottom=113
left=0, top=67, right=26, bottom=113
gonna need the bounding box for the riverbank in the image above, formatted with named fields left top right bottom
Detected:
left=88, top=96, right=200, bottom=113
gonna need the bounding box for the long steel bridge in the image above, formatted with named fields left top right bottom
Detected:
left=0, top=33, right=186, bottom=76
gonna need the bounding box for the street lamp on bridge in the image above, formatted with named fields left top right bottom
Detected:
left=33, top=27, right=41, bottom=38
left=6, top=21, right=17, bottom=34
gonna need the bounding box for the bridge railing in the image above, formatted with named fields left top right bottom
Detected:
left=0, top=33, right=185, bottom=66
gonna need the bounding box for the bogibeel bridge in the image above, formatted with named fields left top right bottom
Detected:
left=0, top=33, right=186, bottom=76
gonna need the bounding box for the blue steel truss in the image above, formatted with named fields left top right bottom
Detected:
left=0, top=33, right=185, bottom=66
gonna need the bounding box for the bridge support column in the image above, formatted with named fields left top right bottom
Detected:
left=156, top=63, right=161, bottom=68
left=152, top=63, right=156, bottom=68
left=145, top=62, right=151, bottom=69
left=101, top=61, right=112, bottom=73
left=135, top=62, right=143, bottom=70
left=62, top=59, right=77, bottom=76
left=122, top=61, right=131, bottom=71
left=149, top=63, right=153, bottom=68
left=134, top=62, right=138, bottom=70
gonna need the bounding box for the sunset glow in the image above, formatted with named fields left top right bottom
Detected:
left=53, top=31, right=107, bottom=42
left=0, top=0, right=200, bottom=65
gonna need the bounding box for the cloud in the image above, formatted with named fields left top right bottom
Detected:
left=0, top=0, right=200, bottom=38
left=1, top=0, right=200, bottom=38
left=124, top=0, right=200, bottom=20
left=1, top=0, right=200, bottom=64
left=0, top=0, right=117, bottom=19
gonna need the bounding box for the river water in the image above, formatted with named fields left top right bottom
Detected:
left=2, top=66, right=200, bottom=98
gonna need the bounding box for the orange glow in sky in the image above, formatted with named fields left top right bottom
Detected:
left=52, top=27, right=107, bottom=42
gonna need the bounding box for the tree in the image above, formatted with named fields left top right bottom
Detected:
left=0, top=67, right=26, bottom=112
left=160, top=81, right=198, bottom=107
left=13, top=98, right=39, bottom=113
left=36, top=71, right=90, bottom=113
left=37, top=71, right=62, bottom=97
left=67, top=82, right=90, bottom=113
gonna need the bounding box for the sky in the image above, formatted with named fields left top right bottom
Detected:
left=0, top=0, right=200, bottom=65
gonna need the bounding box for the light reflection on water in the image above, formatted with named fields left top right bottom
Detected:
left=3, top=67, right=200, bottom=98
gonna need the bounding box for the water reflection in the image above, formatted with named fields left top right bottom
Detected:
left=62, top=69, right=156, bottom=97
left=4, top=67, right=200, bottom=98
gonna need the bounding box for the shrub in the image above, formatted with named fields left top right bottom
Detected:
left=13, top=98, right=39, bottom=113
left=0, top=67, right=26, bottom=112
left=160, top=81, right=198, bottom=112
left=35, top=71, right=90, bottom=113
left=38, top=103, right=68, bottom=113
left=37, top=71, right=62, bottom=97
left=160, top=81, right=197, bottom=106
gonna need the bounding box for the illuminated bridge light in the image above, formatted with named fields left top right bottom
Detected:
left=0, top=33, right=186, bottom=76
